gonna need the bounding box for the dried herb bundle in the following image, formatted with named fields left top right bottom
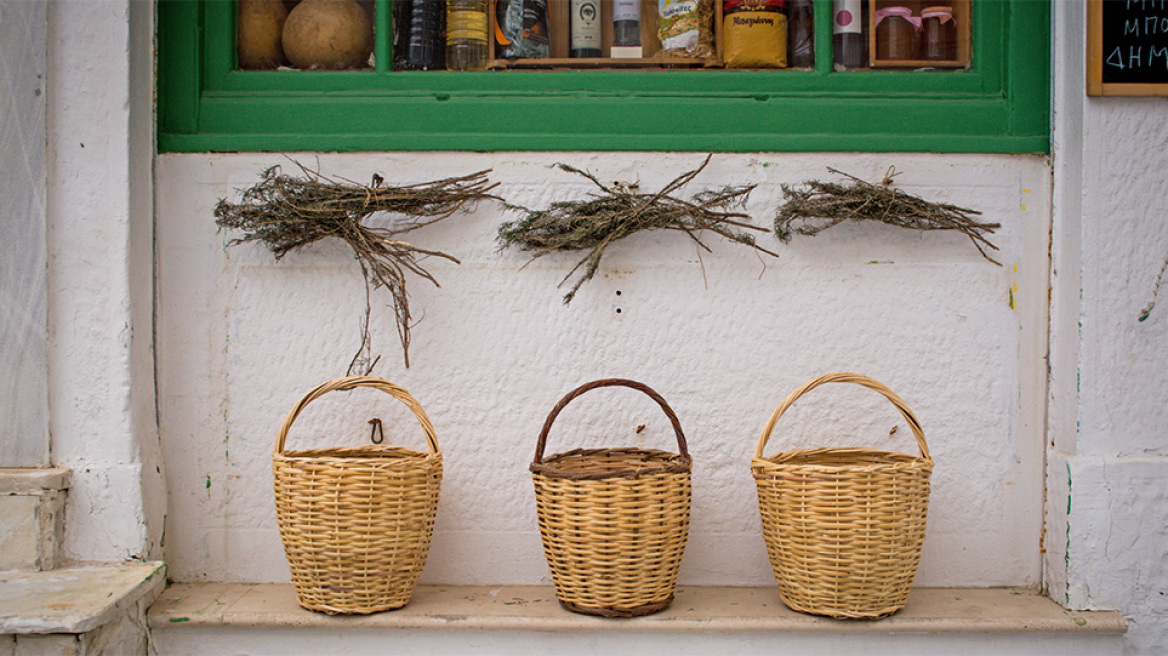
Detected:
left=775, top=167, right=1002, bottom=265
left=497, top=155, right=777, bottom=304
left=214, top=161, right=497, bottom=370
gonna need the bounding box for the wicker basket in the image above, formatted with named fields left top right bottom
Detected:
left=752, top=372, right=934, bottom=619
left=531, top=379, right=692, bottom=617
left=272, top=376, right=442, bottom=615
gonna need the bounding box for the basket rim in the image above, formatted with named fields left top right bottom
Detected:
left=276, top=376, right=440, bottom=456
left=532, top=447, right=692, bottom=480
left=754, top=446, right=933, bottom=464
left=534, top=379, right=688, bottom=466
left=755, top=373, right=931, bottom=462
left=275, top=444, right=442, bottom=460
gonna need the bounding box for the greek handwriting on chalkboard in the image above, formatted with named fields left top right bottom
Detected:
left=1102, top=0, right=1168, bottom=85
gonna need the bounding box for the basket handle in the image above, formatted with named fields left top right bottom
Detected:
left=275, top=376, right=439, bottom=456
left=754, top=372, right=930, bottom=461
left=534, top=378, right=688, bottom=465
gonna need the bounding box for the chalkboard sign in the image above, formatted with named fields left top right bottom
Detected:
left=1088, top=0, right=1168, bottom=95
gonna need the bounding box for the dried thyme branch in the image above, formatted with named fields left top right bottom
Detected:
left=775, top=166, right=1002, bottom=265
left=497, top=155, right=778, bottom=304
left=214, top=161, right=499, bottom=370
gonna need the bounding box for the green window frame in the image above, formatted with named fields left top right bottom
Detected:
left=157, top=0, right=1049, bottom=153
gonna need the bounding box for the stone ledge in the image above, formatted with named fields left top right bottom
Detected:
left=0, top=561, right=166, bottom=634
left=0, top=468, right=69, bottom=495
left=147, top=584, right=1125, bottom=635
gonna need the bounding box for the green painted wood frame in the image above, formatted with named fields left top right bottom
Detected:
left=157, top=0, right=1050, bottom=153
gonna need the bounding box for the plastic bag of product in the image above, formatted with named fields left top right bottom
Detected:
left=723, top=0, right=788, bottom=68
left=495, top=0, right=549, bottom=59
left=658, top=0, right=715, bottom=58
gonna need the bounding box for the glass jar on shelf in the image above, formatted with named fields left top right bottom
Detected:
left=920, top=5, right=957, bottom=61
left=874, top=6, right=919, bottom=61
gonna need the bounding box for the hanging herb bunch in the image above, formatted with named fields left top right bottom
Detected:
left=214, top=160, right=498, bottom=371
left=775, top=167, right=1002, bottom=265
left=497, top=155, right=779, bottom=304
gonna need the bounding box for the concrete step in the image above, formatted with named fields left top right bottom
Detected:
left=0, top=562, right=166, bottom=656
left=148, top=584, right=1126, bottom=656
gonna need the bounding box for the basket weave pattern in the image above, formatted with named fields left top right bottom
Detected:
left=531, top=379, right=692, bottom=617
left=752, top=373, right=934, bottom=619
left=273, top=376, right=442, bottom=615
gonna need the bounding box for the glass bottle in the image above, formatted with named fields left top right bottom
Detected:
left=570, top=0, right=602, bottom=58
left=832, top=0, right=867, bottom=68
left=788, top=0, right=814, bottom=68
left=613, top=0, right=642, bottom=55
left=447, top=0, right=488, bottom=70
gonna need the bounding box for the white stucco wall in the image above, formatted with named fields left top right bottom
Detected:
left=156, top=152, right=1050, bottom=590
left=1047, top=4, right=1168, bottom=655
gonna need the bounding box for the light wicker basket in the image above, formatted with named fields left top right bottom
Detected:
left=272, top=376, right=442, bottom=615
left=752, top=372, right=934, bottom=619
left=531, top=379, right=692, bottom=618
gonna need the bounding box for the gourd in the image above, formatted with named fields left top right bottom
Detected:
left=283, top=0, right=374, bottom=70
left=237, top=0, right=288, bottom=70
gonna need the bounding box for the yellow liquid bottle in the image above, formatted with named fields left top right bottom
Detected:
left=447, top=0, right=488, bottom=70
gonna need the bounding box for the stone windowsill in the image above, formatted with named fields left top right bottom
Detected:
left=147, top=583, right=1126, bottom=635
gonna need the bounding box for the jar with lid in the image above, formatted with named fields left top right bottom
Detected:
left=920, top=6, right=956, bottom=61
left=874, top=6, right=919, bottom=61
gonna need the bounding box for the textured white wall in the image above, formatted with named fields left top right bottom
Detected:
left=1048, top=3, right=1168, bottom=655
left=0, top=0, right=49, bottom=467
left=156, top=152, right=1050, bottom=589
left=44, top=0, right=163, bottom=562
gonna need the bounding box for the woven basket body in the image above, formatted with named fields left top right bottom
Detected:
left=752, top=373, right=934, bottom=619
left=531, top=379, right=692, bottom=617
left=273, top=376, right=442, bottom=615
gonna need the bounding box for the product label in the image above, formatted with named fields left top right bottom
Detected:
left=833, top=0, right=862, bottom=35
left=614, top=0, right=641, bottom=22
left=724, top=0, right=787, bottom=15
left=661, top=0, right=698, bottom=19
left=448, top=9, right=488, bottom=42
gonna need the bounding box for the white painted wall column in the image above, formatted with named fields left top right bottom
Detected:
left=44, top=0, right=163, bottom=563
left=1048, top=3, right=1168, bottom=654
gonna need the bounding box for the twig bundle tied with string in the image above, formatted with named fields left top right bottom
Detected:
left=497, top=155, right=778, bottom=304
left=775, top=167, right=1002, bottom=265
left=214, top=160, right=498, bottom=371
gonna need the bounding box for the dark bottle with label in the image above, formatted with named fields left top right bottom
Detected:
left=832, top=0, right=867, bottom=68
left=788, top=0, right=814, bottom=68
left=570, top=0, right=602, bottom=58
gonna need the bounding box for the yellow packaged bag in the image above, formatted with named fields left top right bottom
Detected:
left=723, top=0, right=788, bottom=68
